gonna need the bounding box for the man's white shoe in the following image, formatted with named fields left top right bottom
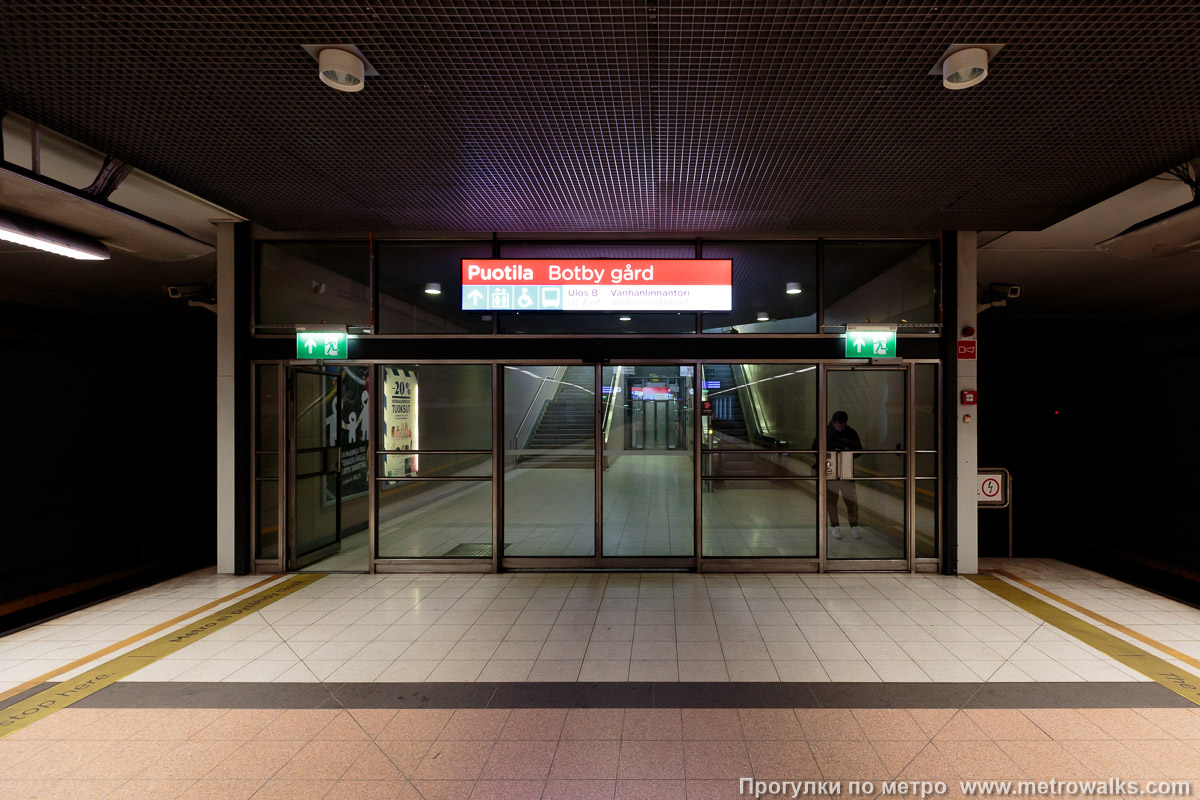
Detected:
left=851, top=526, right=861, bottom=539
left=831, top=526, right=842, bottom=539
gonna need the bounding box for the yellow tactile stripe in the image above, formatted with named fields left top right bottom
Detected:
left=967, top=573, right=1200, bottom=707
left=0, top=575, right=285, bottom=707
left=0, top=573, right=324, bottom=738
left=987, top=568, right=1200, bottom=674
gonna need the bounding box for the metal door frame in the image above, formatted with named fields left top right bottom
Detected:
left=287, top=365, right=344, bottom=571
left=819, top=362, right=912, bottom=573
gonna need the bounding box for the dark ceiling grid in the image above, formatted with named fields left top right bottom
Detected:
left=1, top=2, right=1200, bottom=233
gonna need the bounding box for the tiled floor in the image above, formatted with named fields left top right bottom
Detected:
left=3, top=560, right=1200, bottom=798
left=2, top=706, right=1199, bottom=799
left=10, top=561, right=1200, bottom=690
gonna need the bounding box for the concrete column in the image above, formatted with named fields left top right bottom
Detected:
left=216, top=222, right=237, bottom=573
left=955, top=231, right=979, bottom=574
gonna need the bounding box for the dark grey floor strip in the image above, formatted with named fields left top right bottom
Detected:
left=0, top=682, right=55, bottom=707
left=53, top=680, right=1194, bottom=709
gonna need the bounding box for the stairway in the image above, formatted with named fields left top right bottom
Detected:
left=522, top=366, right=595, bottom=468
left=704, top=365, right=750, bottom=446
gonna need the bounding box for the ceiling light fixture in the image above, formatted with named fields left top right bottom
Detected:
left=786, top=282, right=802, bottom=294
left=424, top=282, right=442, bottom=295
left=756, top=312, right=770, bottom=322
left=940, top=46, right=992, bottom=90
left=0, top=209, right=109, bottom=260
left=319, top=48, right=365, bottom=92
left=619, top=316, right=632, bottom=321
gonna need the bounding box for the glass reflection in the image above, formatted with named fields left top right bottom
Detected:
left=504, top=366, right=596, bottom=556
left=602, top=366, right=693, bottom=556
left=702, top=480, right=817, bottom=557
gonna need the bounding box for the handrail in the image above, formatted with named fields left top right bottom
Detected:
left=509, top=365, right=568, bottom=449
left=602, top=367, right=622, bottom=444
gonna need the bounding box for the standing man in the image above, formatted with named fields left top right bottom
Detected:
left=825, top=410, right=863, bottom=539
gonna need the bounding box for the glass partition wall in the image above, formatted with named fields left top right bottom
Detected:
left=255, top=361, right=939, bottom=573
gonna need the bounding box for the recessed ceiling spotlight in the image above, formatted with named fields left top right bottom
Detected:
left=424, top=282, right=442, bottom=295
left=932, top=44, right=1002, bottom=90
left=756, top=312, right=770, bottom=322
left=319, top=48, right=365, bottom=92
left=785, top=282, right=802, bottom=294
left=619, top=316, right=632, bottom=321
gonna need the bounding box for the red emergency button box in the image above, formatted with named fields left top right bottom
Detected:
left=961, top=390, right=977, bottom=405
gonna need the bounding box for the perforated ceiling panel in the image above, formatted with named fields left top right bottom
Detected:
left=2, top=1, right=1199, bottom=233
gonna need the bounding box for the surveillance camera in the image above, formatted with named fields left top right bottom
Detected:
left=989, top=283, right=1022, bottom=299
left=164, top=283, right=211, bottom=300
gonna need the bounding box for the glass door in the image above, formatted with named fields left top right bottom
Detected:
left=822, top=367, right=908, bottom=568
left=601, top=366, right=694, bottom=560
left=288, top=367, right=345, bottom=570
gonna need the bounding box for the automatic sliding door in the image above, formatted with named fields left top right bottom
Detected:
left=824, top=369, right=907, bottom=563
left=602, top=366, right=694, bottom=557
left=503, top=366, right=596, bottom=557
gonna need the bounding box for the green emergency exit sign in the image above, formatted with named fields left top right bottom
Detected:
left=844, top=330, right=896, bottom=358
left=296, top=330, right=348, bottom=359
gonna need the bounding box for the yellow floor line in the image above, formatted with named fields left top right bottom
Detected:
left=0, top=573, right=324, bottom=738
left=0, top=574, right=286, bottom=707
left=986, top=567, right=1200, bottom=674
left=967, top=573, right=1200, bottom=707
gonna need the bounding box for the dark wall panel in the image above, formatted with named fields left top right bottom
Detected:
left=979, top=316, right=1200, bottom=605
left=0, top=301, right=216, bottom=631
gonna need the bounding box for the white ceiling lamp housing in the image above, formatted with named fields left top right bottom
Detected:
left=756, top=311, right=770, bottom=322
left=0, top=209, right=109, bottom=260
left=932, top=44, right=1004, bottom=90
left=424, top=282, right=442, bottom=295
left=785, top=282, right=802, bottom=294
left=319, top=48, right=365, bottom=92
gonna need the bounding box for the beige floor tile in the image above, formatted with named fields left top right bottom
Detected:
left=1059, top=739, right=1155, bottom=777
left=995, top=740, right=1091, bottom=781
left=744, top=739, right=820, bottom=776
left=683, top=779, right=743, bottom=799
left=549, top=741, right=622, bottom=780
left=176, top=779, right=265, bottom=800
left=130, top=710, right=230, bottom=741
left=273, top=739, right=368, bottom=780
left=254, top=709, right=339, bottom=740
left=193, top=710, right=284, bottom=741
left=562, top=709, right=624, bottom=740
left=377, top=709, right=455, bottom=739
left=376, top=739, right=434, bottom=776
left=438, top=709, right=511, bottom=740
left=311, top=711, right=372, bottom=740
left=76, top=739, right=184, bottom=779
left=345, top=709, right=398, bottom=737
left=931, top=711, right=989, bottom=741
left=681, top=709, right=742, bottom=740
left=614, top=779, right=685, bottom=799
left=106, top=778, right=196, bottom=799
left=342, top=742, right=407, bottom=780
left=617, top=740, right=685, bottom=779
left=480, top=740, right=557, bottom=780
left=934, top=739, right=1026, bottom=781
left=206, top=740, right=306, bottom=780
left=622, top=709, right=682, bottom=740
left=853, top=709, right=927, bottom=741
left=1077, top=708, right=1179, bottom=740
left=1122, top=739, right=1200, bottom=778
left=737, top=709, right=803, bottom=740
left=136, top=739, right=242, bottom=779
left=1133, top=708, right=1200, bottom=739
left=325, top=779, right=423, bottom=800
left=963, top=709, right=1049, bottom=741
left=808, top=740, right=890, bottom=781
left=871, top=739, right=928, bottom=776
left=906, top=708, right=956, bottom=738
left=410, top=780, right=475, bottom=800
left=414, top=740, right=496, bottom=780
left=501, top=709, right=567, bottom=740
left=682, top=740, right=752, bottom=779
left=542, top=779, right=616, bottom=799
left=247, top=779, right=334, bottom=800
left=1019, top=708, right=1112, bottom=740
left=796, top=708, right=866, bottom=740
left=468, top=780, right=545, bottom=800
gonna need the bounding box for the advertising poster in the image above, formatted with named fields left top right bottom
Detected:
left=338, top=366, right=370, bottom=499
left=382, top=367, right=419, bottom=478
